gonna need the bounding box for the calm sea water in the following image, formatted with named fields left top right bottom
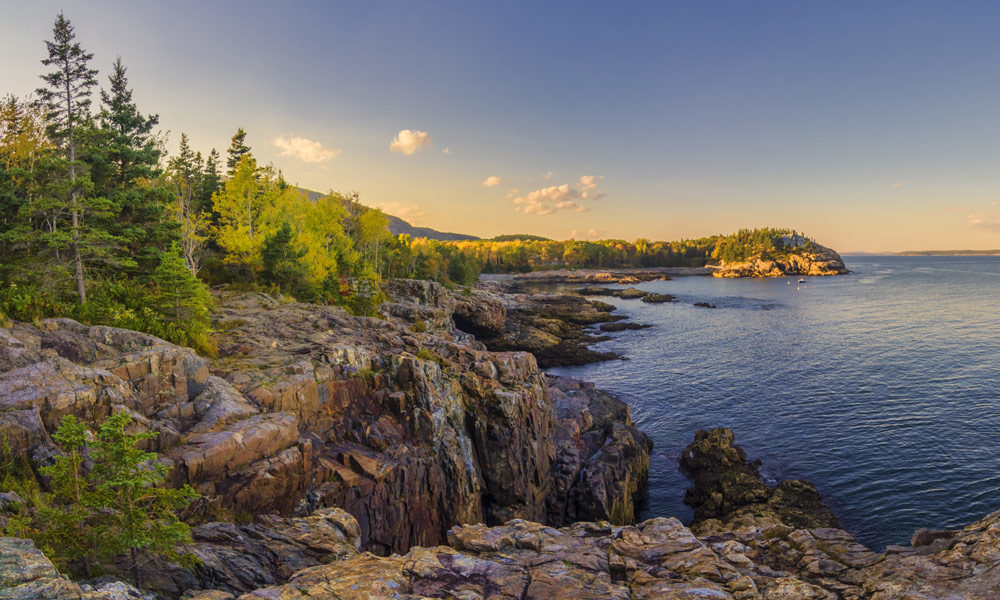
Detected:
left=548, top=256, right=1000, bottom=550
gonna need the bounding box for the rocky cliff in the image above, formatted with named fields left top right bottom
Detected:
left=712, top=243, right=849, bottom=278
left=0, top=281, right=650, bottom=589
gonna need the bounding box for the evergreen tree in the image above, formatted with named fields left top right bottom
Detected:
left=198, top=148, right=222, bottom=213
left=34, top=12, right=99, bottom=302
left=261, top=221, right=310, bottom=296
left=167, top=134, right=209, bottom=274
left=31, top=413, right=199, bottom=585
left=95, top=56, right=174, bottom=274
left=98, top=57, right=159, bottom=189
left=225, top=127, right=250, bottom=174
left=152, top=242, right=211, bottom=325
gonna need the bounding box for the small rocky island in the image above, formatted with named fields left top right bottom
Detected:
left=712, top=241, right=850, bottom=278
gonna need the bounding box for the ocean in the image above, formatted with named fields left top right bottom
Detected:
left=547, top=255, right=1000, bottom=550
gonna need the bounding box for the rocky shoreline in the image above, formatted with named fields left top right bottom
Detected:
left=2, top=277, right=998, bottom=599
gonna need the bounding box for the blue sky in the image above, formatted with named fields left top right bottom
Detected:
left=4, top=1, right=1000, bottom=251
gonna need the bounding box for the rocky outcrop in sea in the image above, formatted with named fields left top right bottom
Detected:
left=712, top=243, right=849, bottom=278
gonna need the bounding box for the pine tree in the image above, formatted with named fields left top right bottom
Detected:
left=34, top=12, right=99, bottom=302
left=33, top=413, right=199, bottom=585
left=225, top=127, right=250, bottom=174
left=261, top=221, right=309, bottom=294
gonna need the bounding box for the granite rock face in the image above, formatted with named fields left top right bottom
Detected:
left=712, top=244, right=849, bottom=278
left=135, top=507, right=361, bottom=597
left=0, top=283, right=650, bottom=562
left=163, top=504, right=998, bottom=600
left=7, top=504, right=1000, bottom=600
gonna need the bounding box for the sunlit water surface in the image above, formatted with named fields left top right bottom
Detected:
left=548, top=256, right=1000, bottom=550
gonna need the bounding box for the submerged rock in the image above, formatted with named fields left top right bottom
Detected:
left=598, top=322, right=652, bottom=332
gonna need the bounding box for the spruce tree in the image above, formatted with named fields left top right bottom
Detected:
left=96, top=56, right=175, bottom=274
left=225, top=127, right=250, bottom=174
left=33, top=413, right=199, bottom=585
left=261, top=221, right=308, bottom=293
left=152, top=242, right=211, bottom=324
left=198, top=148, right=222, bottom=213
left=35, top=12, right=99, bottom=302
left=98, top=57, right=159, bottom=189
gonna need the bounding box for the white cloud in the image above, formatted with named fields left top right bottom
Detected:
left=542, top=171, right=553, bottom=179
left=504, top=188, right=519, bottom=200
left=968, top=212, right=1000, bottom=232
left=389, top=129, right=433, bottom=155
left=578, top=175, right=605, bottom=200
left=511, top=175, right=604, bottom=216
left=375, top=201, right=429, bottom=222
left=569, top=227, right=605, bottom=240
left=442, top=146, right=450, bottom=155
left=482, top=175, right=502, bottom=188
left=273, top=135, right=340, bottom=163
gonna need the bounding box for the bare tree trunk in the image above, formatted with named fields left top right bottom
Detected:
left=72, top=208, right=85, bottom=302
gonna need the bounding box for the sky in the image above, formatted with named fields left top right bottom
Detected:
left=4, top=1, right=1000, bottom=252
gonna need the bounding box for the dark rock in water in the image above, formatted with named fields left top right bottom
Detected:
left=614, top=287, right=647, bottom=299
left=679, top=427, right=839, bottom=531
left=576, top=285, right=618, bottom=296
left=911, top=527, right=958, bottom=548
left=694, top=302, right=717, bottom=308
left=640, top=293, right=674, bottom=303
left=599, top=322, right=651, bottom=332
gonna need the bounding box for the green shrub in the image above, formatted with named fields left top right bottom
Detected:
left=0, top=282, right=69, bottom=322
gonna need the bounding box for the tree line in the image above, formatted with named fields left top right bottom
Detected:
left=431, top=227, right=808, bottom=274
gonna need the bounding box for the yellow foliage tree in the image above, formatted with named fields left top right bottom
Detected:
left=212, top=155, right=297, bottom=272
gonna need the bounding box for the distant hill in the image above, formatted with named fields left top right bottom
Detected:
left=296, top=187, right=478, bottom=241
left=897, top=249, right=1000, bottom=256
left=490, top=234, right=552, bottom=242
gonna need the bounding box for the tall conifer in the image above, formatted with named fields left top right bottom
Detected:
left=35, top=12, right=98, bottom=302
